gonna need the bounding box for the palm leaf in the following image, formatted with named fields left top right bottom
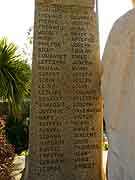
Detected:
left=0, top=37, right=31, bottom=116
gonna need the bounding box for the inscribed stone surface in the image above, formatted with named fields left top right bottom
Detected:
left=28, top=0, right=102, bottom=179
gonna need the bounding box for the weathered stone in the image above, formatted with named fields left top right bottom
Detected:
left=102, top=9, right=135, bottom=180
left=27, top=0, right=102, bottom=179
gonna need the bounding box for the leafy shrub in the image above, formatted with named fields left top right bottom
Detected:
left=102, top=142, right=109, bottom=151
left=103, top=132, right=109, bottom=151
left=5, top=115, right=29, bottom=154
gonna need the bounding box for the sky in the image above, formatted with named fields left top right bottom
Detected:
left=0, top=0, right=34, bottom=47
left=99, top=0, right=132, bottom=56
left=0, top=0, right=133, bottom=57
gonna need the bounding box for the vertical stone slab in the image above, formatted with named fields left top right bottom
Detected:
left=28, top=0, right=102, bottom=179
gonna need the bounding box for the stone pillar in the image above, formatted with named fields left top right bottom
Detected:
left=27, top=0, right=102, bottom=179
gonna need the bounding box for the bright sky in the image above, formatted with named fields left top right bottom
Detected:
left=99, top=0, right=132, bottom=56
left=0, top=0, right=34, bottom=47
left=0, top=0, right=133, bottom=56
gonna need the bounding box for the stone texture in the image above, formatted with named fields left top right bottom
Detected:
left=102, top=8, right=135, bottom=180
left=35, top=0, right=95, bottom=8
left=27, top=0, right=102, bottom=179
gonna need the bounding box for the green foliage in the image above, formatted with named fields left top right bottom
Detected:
left=0, top=37, right=31, bottom=116
left=20, top=150, right=29, bottom=156
left=5, top=115, right=29, bottom=154
left=102, top=142, right=109, bottom=151
left=103, top=132, right=109, bottom=151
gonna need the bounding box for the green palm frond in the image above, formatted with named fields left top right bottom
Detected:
left=0, top=37, right=31, bottom=116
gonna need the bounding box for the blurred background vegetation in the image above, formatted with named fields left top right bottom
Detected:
left=0, top=37, right=31, bottom=157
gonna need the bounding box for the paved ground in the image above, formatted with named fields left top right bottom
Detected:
left=12, top=155, right=25, bottom=180
left=12, top=151, right=108, bottom=180
left=103, top=151, right=108, bottom=180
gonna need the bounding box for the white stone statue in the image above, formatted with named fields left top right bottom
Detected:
left=102, top=0, right=135, bottom=179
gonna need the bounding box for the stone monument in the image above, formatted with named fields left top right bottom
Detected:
left=27, top=0, right=102, bottom=179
